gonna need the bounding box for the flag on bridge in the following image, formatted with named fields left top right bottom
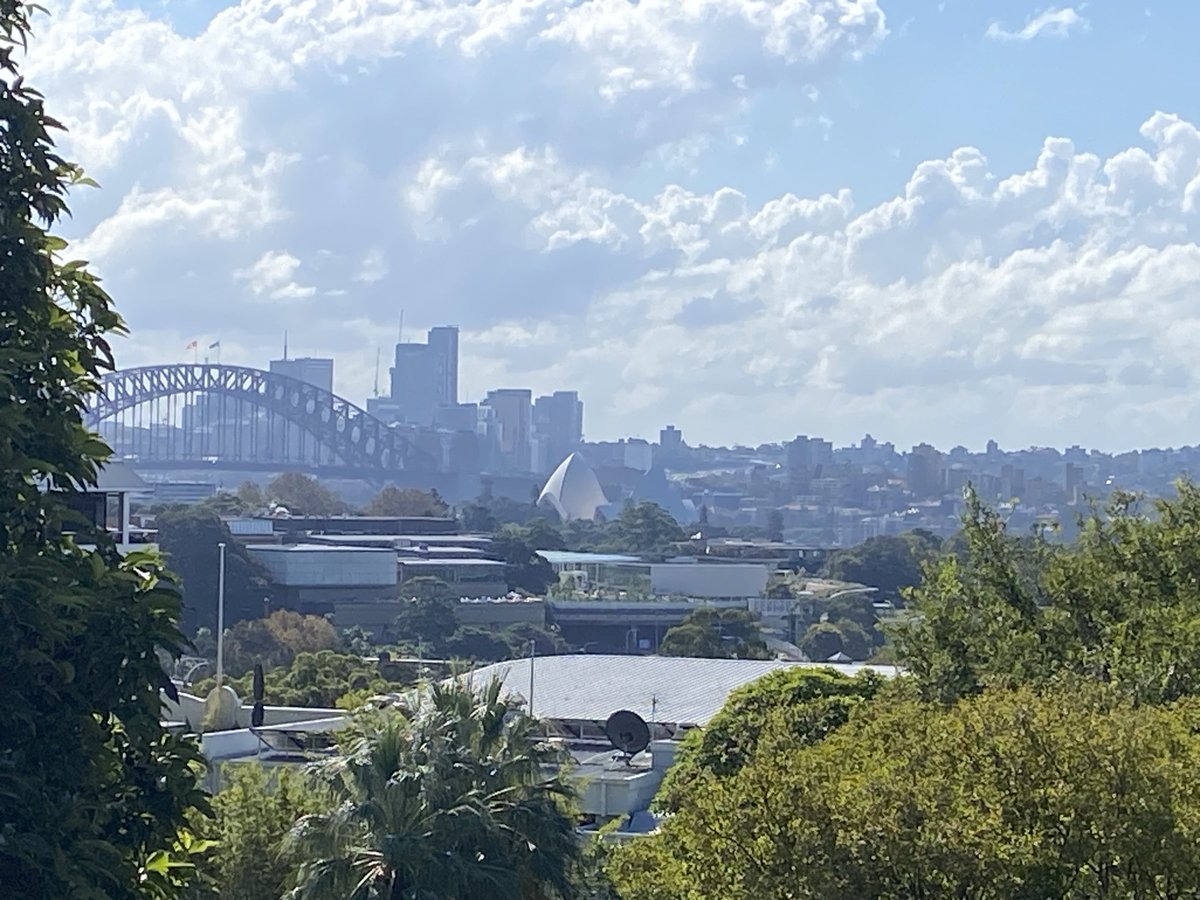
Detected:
left=209, top=340, right=221, bottom=350
left=186, top=340, right=197, bottom=350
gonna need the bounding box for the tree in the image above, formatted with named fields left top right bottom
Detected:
left=268, top=471, right=348, bottom=516
left=611, top=684, right=1200, bottom=899
left=605, top=501, right=685, bottom=557
left=831, top=617, right=873, bottom=660
left=823, top=591, right=879, bottom=633
left=0, top=6, right=208, bottom=894
left=893, top=485, right=1200, bottom=705
left=659, top=607, right=768, bottom=660
left=502, top=621, right=569, bottom=656
left=799, top=621, right=844, bottom=661
left=194, top=649, right=412, bottom=709
left=491, top=526, right=557, bottom=594
left=655, top=667, right=882, bottom=813
left=194, top=765, right=321, bottom=900
left=218, top=609, right=340, bottom=678
left=442, top=626, right=513, bottom=662
left=286, top=678, right=582, bottom=898
left=823, top=532, right=937, bottom=604
left=391, top=577, right=459, bottom=650
left=364, top=485, right=449, bottom=518
left=155, top=504, right=271, bottom=633
left=521, top=516, right=568, bottom=551
left=235, top=480, right=266, bottom=511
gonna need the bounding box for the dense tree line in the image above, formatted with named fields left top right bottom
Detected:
left=608, top=484, right=1200, bottom=898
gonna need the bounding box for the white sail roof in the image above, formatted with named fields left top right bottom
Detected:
left=538, top=452, right=608, bottom=521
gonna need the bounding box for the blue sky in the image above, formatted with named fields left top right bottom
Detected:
left=25, top=0, right=1200, bottom=451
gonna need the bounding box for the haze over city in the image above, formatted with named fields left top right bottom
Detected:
left=26, top=0, right=1200, bottom=451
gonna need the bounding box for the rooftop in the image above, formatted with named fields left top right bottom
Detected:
left=466, top=654, right=898, bottom=728
left=540, top=551, right=643, bottom=565
left=245, top=542, right=396, bottom=554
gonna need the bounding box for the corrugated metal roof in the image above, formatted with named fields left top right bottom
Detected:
left=466, top=654, right=898, bottom=728
left=540, top=551, right=642, bottom=565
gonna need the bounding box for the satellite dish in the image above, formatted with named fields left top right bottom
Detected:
left=605, top=709, right=651, bottom=757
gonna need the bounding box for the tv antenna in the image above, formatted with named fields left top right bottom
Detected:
left=604, top=709, right=650, bottom=764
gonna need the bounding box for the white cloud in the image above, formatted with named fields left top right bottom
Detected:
left=986, top=6, right=1088, bottom=41
left=235, top=251, right=315, bottom=300
left=24, top=0, right=1200, bottom=451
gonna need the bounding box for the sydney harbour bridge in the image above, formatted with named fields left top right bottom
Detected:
left=86, top=364, right=437, bottom=479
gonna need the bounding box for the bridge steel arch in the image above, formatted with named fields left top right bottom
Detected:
left=87, top=364, right=426, bottom=475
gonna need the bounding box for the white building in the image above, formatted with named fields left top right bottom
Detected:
left=538, top=453, right=609, bottom=521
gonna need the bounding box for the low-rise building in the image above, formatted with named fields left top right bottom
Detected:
left=398, top=558, right=508, bottom=599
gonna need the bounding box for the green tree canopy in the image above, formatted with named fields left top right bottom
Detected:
left=0, top=6, right=207, bottom=893
left=799, top=621, right=844, bottom=661
left=605, top=501, right=685, bottom=557
left=656, top=667, right=882, bottom=813
left=364, top=485, right=449, bottom=517
left=823, top=531, right=941, bottom=604
left=286, top=678, right=582, bottom=898
left=491, top=526, right=557, bottom=594
left=895, top=483, right=1200, bottom=705
left=155, top=504, right=271, bottom=633
left=218, top=609, right=340, bottom=678
left=194, top=649, right=412, bottom=709
left=267, top=471, right=348, bottom=516
left=612, top=683, right=1200, bottom=899
left=193, top=765, right=322, bottom=900
left=659, top=607, right=768, bottom=660
left=391, top=577, right=459, bottom=649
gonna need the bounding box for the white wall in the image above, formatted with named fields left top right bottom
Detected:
left=649, top=562, right=769, bottom=598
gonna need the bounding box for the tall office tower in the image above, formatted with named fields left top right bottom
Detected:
left=427, top=326, right=459, bottom=406
left=388, top=326, right=460, bottom=426
left=533, top=390, right=583, bottom=473
left=660, top=425, right=683, bottom=452
left=484, top=389, right=533, bottom=472
left=269, top=357, right=334, bottom=394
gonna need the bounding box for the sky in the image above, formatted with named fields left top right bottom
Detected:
left=25, top=0, right=1200, bottom=452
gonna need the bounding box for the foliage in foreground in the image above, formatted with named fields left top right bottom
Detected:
left=612, top=484, right=1200, bottom=899
left=190, top=765, right=323, bottom=900
left=613, top=683, right=1200, bottom=899
left=0, top=4, right=206, bottom=895
left=655, top=666, right=883, bottom=813
left=285, top=678, right=583, bottom=899
left=896, top=482, right=1200, bottom=704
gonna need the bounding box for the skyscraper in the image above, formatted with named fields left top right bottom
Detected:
left=386, top=326, right=460, bottom=425
left=484, top=389, right=533, bottom=472
left=269, top=356, right=334, bottom=394
left=427, top=326, right=459, bottom=407
left=533, top=390, right=583, bottom=473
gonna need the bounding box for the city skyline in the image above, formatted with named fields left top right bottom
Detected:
left=29, top=1, right=1200, bottom=450
left=185, top=336, right=1200, bottom=458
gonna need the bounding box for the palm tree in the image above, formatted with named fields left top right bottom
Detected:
left=285, top=677, right=582, bottom=899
